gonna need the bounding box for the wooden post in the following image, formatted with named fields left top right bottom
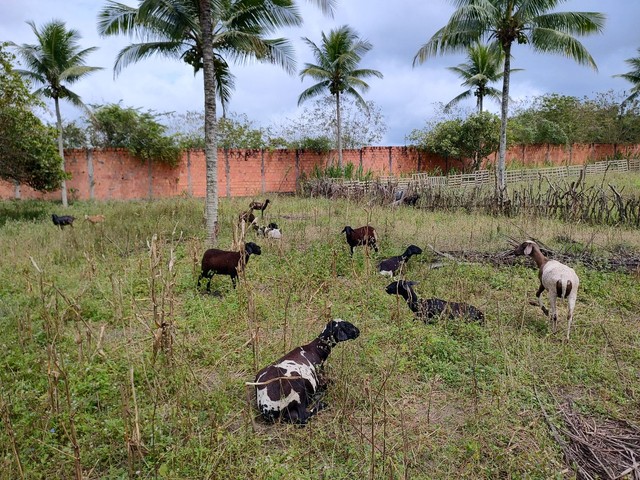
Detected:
left=186, top=150, right=193, bottom=196
left=147, top=158, right=153, bottom=200
left=14, top=180, right=21, bottom=199
left=388, top=147, right=393, bottom=175
left=261, top=149, right=266, bottom=194
left=225, top=149, right=231, bottom=198
left=87, top=148, right=95, bottom=200
left=295, top=150, right=300, bottom=193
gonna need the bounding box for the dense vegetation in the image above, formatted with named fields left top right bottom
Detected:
left=1, top=180, right=639, bottom=477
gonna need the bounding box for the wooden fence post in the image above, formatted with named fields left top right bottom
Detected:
left=87, top=148, right=95, bottom=200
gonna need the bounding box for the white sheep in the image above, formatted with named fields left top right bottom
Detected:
left=514, top=240, right=580, bottom=340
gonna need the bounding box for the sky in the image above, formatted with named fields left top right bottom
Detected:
left=2, top=0, right=640, bottom=145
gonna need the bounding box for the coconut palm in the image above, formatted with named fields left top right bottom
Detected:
left=614, top=47, right=640, bottom=107
left=299, top=25, right=383, bottom=168
left=11, top=20, right=102, bottom=207
left=99, top=0, right=332, bottom=244
left=414, top=0, right=605, bottom=200
left=446, top=43, right=514, bottom=113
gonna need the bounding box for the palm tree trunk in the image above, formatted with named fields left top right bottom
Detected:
left=336, top=91, right=342, bottom=169
left=54, top=97, right=68, bottom=208
left=199, top=0, right=219, bottom=245
left=497, top=44, right=511, bottom=202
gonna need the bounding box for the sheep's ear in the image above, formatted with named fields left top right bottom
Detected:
left=524, top=243, right=533, bottom=256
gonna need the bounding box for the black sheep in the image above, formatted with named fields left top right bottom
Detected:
left=385, top=280, right=484, bottom=324
left=378, top=245, right=423, bottom=276
left=254, top=319, right=360, bottom=425
left=197, top=242, right=261, bottom=291
left=341, top=225, right=379, bottom=256
left=51, top=213, right=75, bottom=229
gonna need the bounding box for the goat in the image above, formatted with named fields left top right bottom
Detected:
left=197, top=242, right=261, bottom=291
left=84, top=214, right=105, bottom=224
left=249, top=199, right=270, bottom=217
left=253, top=319, right=360, bottom=425
left=341, top=225, right=378, bottom=256
left=51, top=213, right=75, bottom=229
left=513, top=240, right=579, bottom=340
left=378, top=245, right=423, bottom=276
left=385, top=280, right=484, bottom=324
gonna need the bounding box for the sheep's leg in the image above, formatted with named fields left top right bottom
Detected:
left=566, top=294, right=577, bottom=340
left=548, top=293, right=558, bottom=334
left=231, top=274, right=237, bottom=289
left=206, top=276, right=213, bottom=293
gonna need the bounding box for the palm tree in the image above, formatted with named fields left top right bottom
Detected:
left=299, top=25, right=383, bottom=168
left=99, top=0, right=333, bottom=245
left=445, top=43, right=512, bottom=113
left=11, top=20, right=102, bottom=207
left=614, top=47, right=640, bottom=107
left=414, top=0, right=605, bottom=200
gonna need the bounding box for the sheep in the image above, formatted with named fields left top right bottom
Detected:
left=197, top=242, right=261, bottom=291
left=253, top=319, right=360, bottom=425
left=258, top=222, right=282, bottom=239
left=513, top=240, right=579, bottom=339
left=378, top=245, right=423, bottom=276
left=84, top=214, right=105, bottom=224
left=51, top=213, right=75, bottom=229
left=239, top=211, right=258, bottom=227
left=341, top=225, right=379, bottom=256
left=385, top=280, right=484, bottom=324
left=249, top=199, right=270, bottom=217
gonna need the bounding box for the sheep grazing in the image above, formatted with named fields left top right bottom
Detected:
left=385, top=280, right=484, bottom=324
left=197, top=242, right=262, bottom=291
left=253, top=319, right=360, bottom=425
left=258, top=222, right=282, bottom=239
left=239, top=210, right=257, bottom=226
left=51, top=213, right=75, bottom=229
left=378, top=244, right=423, bottom=276
left=249, top=199, right=270, bottom=217
left=84, top=214, right=105, bottom=224
left=341, top=225, right=379, bottom=256
left=513, top=240, right=580, bottom=339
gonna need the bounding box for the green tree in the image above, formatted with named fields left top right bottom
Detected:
left=446, top=43, right=512, bottom=113
left=98, top=0, right=331, bottom=244
left=0, top=44, right=65, bottom=191
left=11, top=19, right=102, bottom=207
left=299, top=25, right=383, bottom=167
left=414, top=0, right=605, bottom=200
left=614, top=47, right=640, bottom=107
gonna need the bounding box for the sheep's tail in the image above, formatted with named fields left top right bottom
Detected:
left=556, top=279, right=573, bottom=299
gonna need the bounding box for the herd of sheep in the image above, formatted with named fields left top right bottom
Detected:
left=189, top=198, right=581, bottom=426
left=51, top=198, right=580, bottom=426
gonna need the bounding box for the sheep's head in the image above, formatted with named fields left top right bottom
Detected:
left=404, top=245, right=423, bottom=258
left=385, top=280, right=418, bottom=302
left=244, top=242, right=262, bottom=256
left=341, top=226, right=353, bottom=235
left=320, top=319, right=360, bottom=344
left=513, top=240, right=537, bottom=257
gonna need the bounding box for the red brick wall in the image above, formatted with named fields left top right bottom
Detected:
left=1, top=144, right=637, bottom=201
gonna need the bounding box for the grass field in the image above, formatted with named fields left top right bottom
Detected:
left=0, top=188, right=639, bottom=479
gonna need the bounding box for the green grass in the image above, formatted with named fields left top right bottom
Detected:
left=0, top=194, right=639, bottom=479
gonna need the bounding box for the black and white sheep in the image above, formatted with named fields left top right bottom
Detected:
left=197, top=242, right=262, bottom=291
left=258, top=222, right=282, bottom=239
left=513, top=240, right=579, bottom=339
left=385, top=280, right=484, bottom=324
left=378, top=245, right=423, bottom=276
left=253, top=319, right=360, bottom=425
left=341, top=225, right=379, bottom=256
left=51, top=213, right=75, bottom=229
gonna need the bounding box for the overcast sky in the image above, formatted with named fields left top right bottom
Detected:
left=3, top=0, right=639, bottom=145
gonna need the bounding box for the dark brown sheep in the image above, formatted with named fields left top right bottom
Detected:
left=341, top=225, right=379, bottom=256
left=197, top=242, right=261, bottom=291
left=51, top=213, right=75, bottom=229
left=249, top=199, right=270, bottom=217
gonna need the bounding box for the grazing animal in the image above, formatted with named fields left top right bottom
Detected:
left=239, top=211, right=258, bottom=226
left=385, top=280, right=484, bottom=324
left=253, top=319, right=360, bottom=425
left=341, top=225, right=379, bottom=256
left=51, top=213, right=75, bottom=229
left=249, top=199, right=271, bottom=217
left=84, top=214, right=105, bottom=224
left=513, top=240, right=579, bottom=339
left=197, top=242, right=261, bottom=291
left=258, top=222, right=282, bottom=239
left=378, top=245, right=423, bottom=276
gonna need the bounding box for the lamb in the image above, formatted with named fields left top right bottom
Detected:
left=51, top=213, right=75, bottom=229
left=249, top=199, right=270, bottom=217
left=513, top=240, right=579, bottom=340
left=385, top=280, right=484, bottom=324
left=378, top=245, right=423, bottom=276
left=84, top=214, right=105, bottom=224
left=341, top=225, right=379, bottom=256
left=257, top=222, right=282, bottom=239
left=253, top=319, right=360, bottom=425
left=197, top=242, right=262, bottom=291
